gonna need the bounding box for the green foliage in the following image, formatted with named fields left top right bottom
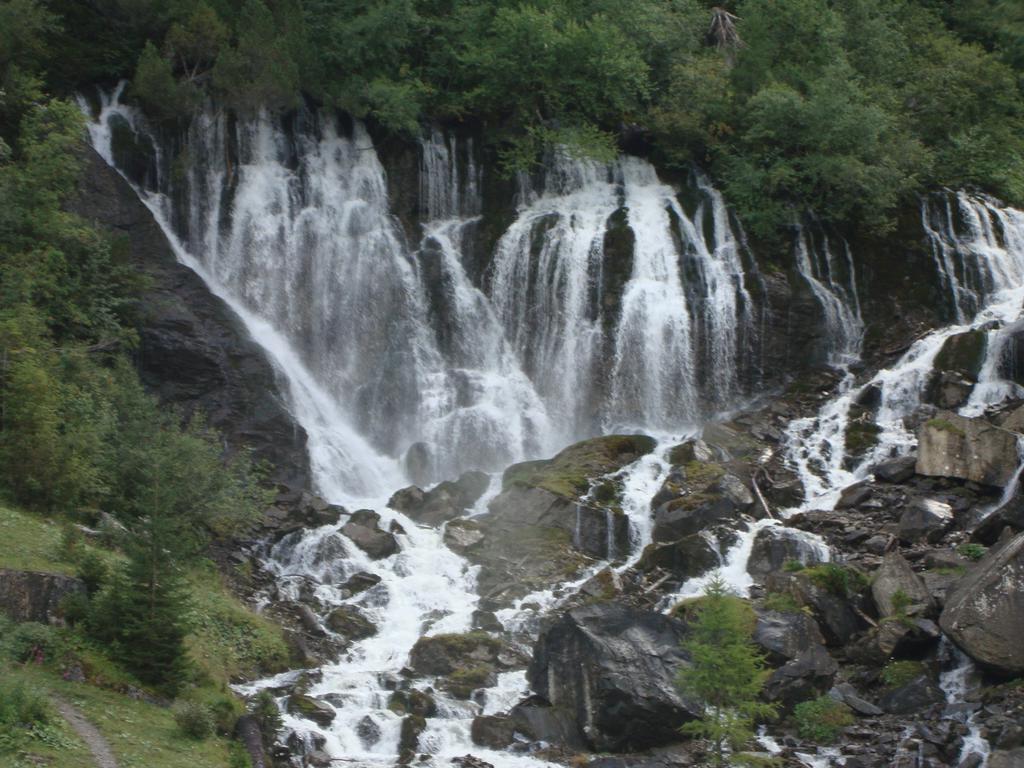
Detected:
left=804, top=563, right=867, bottom=597
left=132, top=41, right=197, bottom=122
left=173, top=700, right=215, bottom=740
left=792, top=695, right=855, bottom=743
left=958, top=543, right=987, bottom=561
left=783, top=559, right=806, bottom=573
left=676, top=575, right=776, bottom=766
left=881, top=660, right=926, bottom=688
left=762, top=591, right=803, bottom=614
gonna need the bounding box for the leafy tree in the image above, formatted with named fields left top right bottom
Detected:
left=676, top=575, right=776, bottom=766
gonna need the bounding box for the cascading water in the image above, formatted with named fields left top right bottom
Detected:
left=786, top=192, right=1024, bottom=510
left=939, top=639, right=991, bottom=768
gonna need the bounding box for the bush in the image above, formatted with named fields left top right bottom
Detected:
left=793, top=696, right=855, bottom=743
left=782, top=559, right=806, bottom=572
left=958, top=543, right=986, bottom=562
left=0, top=677, right=52, bottom=728
left=805, top=564, right=867, bottom=597
left=881, top=660, right=926, bottom=688
left=173, top=700, right=214, bottom=740
left=0, top=622, right=63, bottom=664
left=762, top=592, right=803, bottom=614
left=77, top=551, right=108, bottom=596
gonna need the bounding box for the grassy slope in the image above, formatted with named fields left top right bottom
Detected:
left=0, top=505, right=288, bottom=768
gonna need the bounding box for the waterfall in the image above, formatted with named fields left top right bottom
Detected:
left=786, top=191, right=1024, bottom=509
left=792, top=223, right=864, bottom=369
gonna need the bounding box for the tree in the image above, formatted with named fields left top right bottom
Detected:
left=676, top=575, right=775, bottom=766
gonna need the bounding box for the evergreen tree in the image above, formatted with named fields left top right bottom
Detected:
left=676, top=575, right=776, bottom=766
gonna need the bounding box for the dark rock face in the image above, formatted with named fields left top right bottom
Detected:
left=470, top=715, right=515, bottom=749
left=753, top=610, right=827, bottom=665
left=325, top=605, right=377, bottom=641
left=527, top=603, right=698, bottom=752
left=0, top=570, right=85, bottom=625
left=878, top=675, right=944, bottom=715
left=764, top=572, right=866, bottom=646
left=70, top=147, right=309, bottom=489
left=637, top=535, right=720, bottom=580
left=764, top=643, right=838, bottom=710
left=286, top=695, right=336, bottom=726
left=898, top=498, right=954, bottom=544
left=940, top=531, right=1024, bottom=676
left=871, top=552, right=933, bottom=618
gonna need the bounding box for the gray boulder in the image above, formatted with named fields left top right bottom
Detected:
left=0, top=569, right=85, bottom=625
left=871, top=552, right=933, bottom=618
left=341, top=510, right=400, bottom=559
left=753, top=610, right=827, bottom=665
left=527, top=603, right=698, bottom=751
left=747, top=526, right=828, bottom=579
left=637, top=534, right=720, bottom=580
left=388, top=471, right=490, bottom=526
left=940, top=531, right=1024, bottom=675
left=878, top=675, right=944, bottom=715
left=764, top=644, right=838, bottom=710
left=917, top=412, right=1020, bottom=487
left=326, top=605, right=377, bottom=641
left=898, top=498, right=954, bottom=544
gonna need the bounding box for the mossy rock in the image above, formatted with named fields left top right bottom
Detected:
left=845, top=412, right=882, bottom=457
left=501, top=434, right=655, bottom=499
left=388, top=689, right=437, bottom=717
left=286, top=694, right=335, bottom=726
left=409, top=631, right=505, bottom=676
left=442, top=665, right=498, bottom=699
left=925, top=417, right=965, bottom=436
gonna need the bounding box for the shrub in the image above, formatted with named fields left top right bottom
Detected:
left=793, top=696, right=854, bottom=743
left=762, top=592, right=803, bottom=614
left=805, top=564, right=867, bottom=597
left=173, top=700, right=214, bottom=740
left=0, top=677, right=52, bottom=728
left=0, top=622, right=62, bottom=664
left=881, top=660, right=926, bottom=688
left=77, top=551, right=108, bottom=596
left=957, top=543, right=986, bottom=562
left=782, top=559, right=806, bottom=572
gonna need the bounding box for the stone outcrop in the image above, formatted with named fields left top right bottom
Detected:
left=916, top=411, right=1020, bottom=487
left=0, top=569, right=85, bottom=625
left=940, top=531, right=1024, bottom=676
left=340, top=510, right=400, bottom=559
left=387, top=471, right=490, bottom=526
left=526, top=603, right=698, bottom=752
left=70, top=147, right=309, bottom=489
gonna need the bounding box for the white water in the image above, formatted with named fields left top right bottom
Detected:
left=786, top=192, right=1024, bottom=511
left=940, top=640, right=991, bottom=768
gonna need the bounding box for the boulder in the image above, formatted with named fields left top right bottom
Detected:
left=899, top=498, right=954, bottom=544
left=340, top=571, right=382, bottom=596
left=526, top=603, right=699, bottom=751
left=0, top=569, right=85, bottom=625
left=873, top=455, right=918, bottom=484
left=917, top=412, right=1020, bottom=487
left=409, top=631, right=506, bottom=677
left=828, top=682, right=883, bottom=716
left=325, top=605, right=377, bottom=641
left=388, top=689, right=437, bottom=718
left=990, top=749, right=1024, bottom=768
left=637, top=535, right=720, bottom=580
left=509, top=696, right=587, bottom=750
left=753, top=610, right=827, bottom=665
left=652, top=497, right=740, bottom=543
left=398, top=714, right=426, bottom=763
left=764, top=644, right=838, bottom=710
left=940, top=531, right=1024, bottom=675
left=356, top=715, right=382, bottom=748
left=871, top=553, right=932, bottom=618
left=747, top=526, right=828, bottom=579
left=341, top=510, right=400, bottom=559
left=286, top=695, right=336, bottom=727
left=878, top=675, right=944, bottom=715
left=836, top=482, right=872, bottom=510
left=388, top=471, right=491, bottom=526
left=764, top=571, right=866, bottom=646
left=471, top=715, right=515, bottom=749
left=443, top=518, right=485, bottom=554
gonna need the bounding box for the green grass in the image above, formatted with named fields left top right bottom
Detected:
left=793, top=695, right=855, bottom=743
left=3, top=664, right=238, bottom=768
left=881, top=660, right=926, bottom=688
left=926, top=417, right=965, bottom=437
left=0, top=506, right=79, bottom=574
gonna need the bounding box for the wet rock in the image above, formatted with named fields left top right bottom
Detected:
left=652, top=497, right=740, bottom=543
left=388, top=689, right=437, bottom=718
left=398, top=714, right=426, bottom=763
left=306, top=751, right=332, bottom=767
left=527, top=603, right=698, bottom=751
left=764, top=644, right=838, bottom=710
left=871, top=552, right=933, bottom=618
left=940, top=531, right=1024, bottom=675
left=471, top=610, right=502, bottom=632
left=341, top=510, right=400, bottom=559
left=356, top=715, right=382, bottom=748
left=899, top=498, right=954, bottom=544
left=388, top=471, right=491, bottom=526
left=341, top=571, right=381, bottom=596
left=409, top=631, right=506, bottom=677
left=450, top=756, right=494, bottom=768
left=879, top=675, right=944, bottom=714
left=325, top=605, right=377, bottom=641
left=637, top=535, right=719, bottom=580
left=443, top=518, right=485, bottom=554
left=471, top=715, right=515, bottom=749
left=442, top=667, right=498, bottom=700
left=753, top=610, right=827, bottom=665
left=0, top=569, right=85, bottom=625
left=873, top=455, right=918, bottom=484
left=917, top=412, right=1020, bottom=487
left=509, top=695, right=587, bottom=750
left=990, top=749, right=1024, bottom=768
left=747, top=526, right=827, bottom=579
left=286, top=695, right=336, bottom=726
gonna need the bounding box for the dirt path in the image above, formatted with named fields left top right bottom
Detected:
left=52, top=696, right=118, bottom=768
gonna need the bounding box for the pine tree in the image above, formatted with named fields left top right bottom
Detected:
left=676, top=575, right=776, bottom=766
